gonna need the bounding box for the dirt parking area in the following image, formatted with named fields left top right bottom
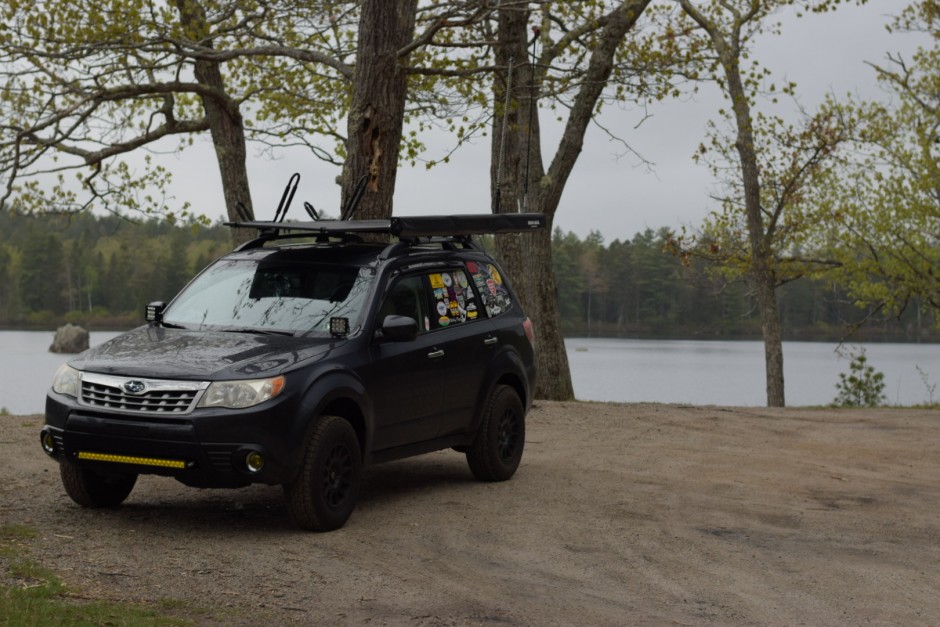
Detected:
left=2, top=402, right=939, bottom=625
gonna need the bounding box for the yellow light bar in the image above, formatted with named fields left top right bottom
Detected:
left=78, top=451, right=186, bottom=469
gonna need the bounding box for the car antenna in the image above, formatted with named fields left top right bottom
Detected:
left=303, top=201, right=319, bottom=220
left=522, top=26, right=539, bottom=213
left=273, top=173, right=300, bottom=223
left=340, top=174, right=368, bottom=221
left=495, top=54, right=514, bottom=214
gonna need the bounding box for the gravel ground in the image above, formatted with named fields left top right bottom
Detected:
left=2, top=402, right=939, bottom=625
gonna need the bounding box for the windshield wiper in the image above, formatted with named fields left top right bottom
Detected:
left=224, top=327, right=295, bottom=337
left=160, top=321, right=189, bottom=330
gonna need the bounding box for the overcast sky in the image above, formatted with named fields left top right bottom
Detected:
left=168, top=1, right=925, bottom=243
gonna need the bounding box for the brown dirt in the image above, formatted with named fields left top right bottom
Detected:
left=2, top=402, right=939, bottom=625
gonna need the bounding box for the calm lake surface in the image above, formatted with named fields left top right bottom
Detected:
left=1, top=331, right=937, bottom=414
left=566, top=337, right=939, bottom=407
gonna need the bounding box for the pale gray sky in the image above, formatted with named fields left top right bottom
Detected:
left=169, top=0, right=925, bottom=243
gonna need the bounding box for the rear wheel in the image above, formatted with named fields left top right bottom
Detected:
left=60, top=462, right=137, bottom=508
left=466, top=385, right=525, bottom=481
left=285, top=415, right=362, bottom=531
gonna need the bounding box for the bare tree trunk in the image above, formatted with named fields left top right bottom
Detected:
left=490, top=5, right=573, bottom=400
left=491, top=1, right=650, bottom=401
left=340, top=0, right=418, bottom=221
left=723, top=57, right=785, bottom=406
left=737, top=115, right=786, bottom=406
left=175, top=0, right=254, bottom=245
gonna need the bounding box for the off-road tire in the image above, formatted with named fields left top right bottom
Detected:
left=285, top=415, right=362, bottom=531
left=466, top=384, right=525, bottom=481
left=60, top=461, right=137, bottom=508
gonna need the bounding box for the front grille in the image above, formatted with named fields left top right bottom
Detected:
left=82, top=382, right=197, bottom=413
left=80, top=373, right=208, bottom=415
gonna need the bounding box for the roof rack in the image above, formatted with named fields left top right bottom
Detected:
left=227, top=213, right=545, bottom=239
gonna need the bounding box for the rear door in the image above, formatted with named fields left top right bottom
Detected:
left=423, top=264, right=497, bottom=438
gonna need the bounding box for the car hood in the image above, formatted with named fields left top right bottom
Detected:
left=70, top=325, right=338, bottom=380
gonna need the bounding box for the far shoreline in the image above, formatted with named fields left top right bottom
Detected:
left=2, top=325, right=937, bottom=345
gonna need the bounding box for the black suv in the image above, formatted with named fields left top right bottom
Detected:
left=41, top=213, right=541, bottom=531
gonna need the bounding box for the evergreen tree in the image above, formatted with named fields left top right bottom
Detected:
left=19, top=232, right=66, bottom=314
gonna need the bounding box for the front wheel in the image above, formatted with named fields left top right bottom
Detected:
left=59, top=462, right=137, bottom=508
left=284, top=415, right=362, bottom=532
left=466, top=385, right=525, bottom=482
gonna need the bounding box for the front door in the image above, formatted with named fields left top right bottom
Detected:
left=367, top=274, right=443, bottom=450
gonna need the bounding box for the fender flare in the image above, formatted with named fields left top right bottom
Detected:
left=469, top=347, right=530, bottom=434
left=285, top=370, right=374, bottom=475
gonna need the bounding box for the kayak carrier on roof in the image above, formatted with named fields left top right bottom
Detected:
left=225, top=172, right=544, bottom=249
left=227, top=213, right=545, bottom=240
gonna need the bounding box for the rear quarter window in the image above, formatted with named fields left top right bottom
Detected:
left=466, top=261, right=512, bottom=318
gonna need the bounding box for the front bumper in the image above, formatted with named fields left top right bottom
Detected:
left=43, top=390, right=306, bottom=488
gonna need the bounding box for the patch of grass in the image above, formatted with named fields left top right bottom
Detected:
left=0, top=525, right=193, bottom=626
left=1, top=580, right=193, bottom=626
left=0, top=525, right=40, bottom=542
left=0, top=525, right=39, bottom=559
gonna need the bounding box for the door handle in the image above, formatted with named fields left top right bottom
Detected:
left=483, top=336, right=498, bottom=346
left=427, top=349, right=445, bottom=359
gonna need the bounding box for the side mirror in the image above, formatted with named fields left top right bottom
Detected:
left=146, top=301, right=166, bottom=324
left=377, top=315, right=418, bottom=342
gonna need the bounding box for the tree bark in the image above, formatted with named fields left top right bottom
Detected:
left=340, top=0, right=418, bottom=221
left=730, top=78, right=785, bottom=407
left=175, top=0, right=255, bottom=245
left=491, top=1, right=650, bottom=401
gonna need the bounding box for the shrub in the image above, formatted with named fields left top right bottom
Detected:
left=833, top=348, right=886, bottom=407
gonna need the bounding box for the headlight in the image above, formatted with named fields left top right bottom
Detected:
left=52, top=364, right=81, bottom=398
left=198, top=376, right=286, bottom=409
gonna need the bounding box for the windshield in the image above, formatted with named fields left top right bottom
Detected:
left=163, top=258, right=373, bottom=336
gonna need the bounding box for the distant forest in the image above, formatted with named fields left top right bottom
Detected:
left=0, top=212, right=232, bottom=329
left=0, top=211, right=935, bottom=342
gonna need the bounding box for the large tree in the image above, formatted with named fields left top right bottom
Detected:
left=339, top=0, right=418, bottom=220
left=490, top=0, right=653, bottom=400
left=0, top=0, right=498, bottom=230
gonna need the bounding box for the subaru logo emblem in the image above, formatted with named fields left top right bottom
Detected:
left=123, top=380, right=147, bottom=395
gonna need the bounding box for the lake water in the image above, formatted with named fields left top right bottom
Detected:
left=0, top=331, right=937, bottom=415
left=566, top=337, right=939, bottom=407
left=1, top=331, right=121, bottom=416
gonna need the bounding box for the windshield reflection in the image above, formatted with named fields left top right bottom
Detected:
left=164, top=259, right=373, bottom=336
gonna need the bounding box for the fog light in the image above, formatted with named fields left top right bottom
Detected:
left=245, top=451, right=265, bottom=473
left=40, top=431, right=56, bottom=456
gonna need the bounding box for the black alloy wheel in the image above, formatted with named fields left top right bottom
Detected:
left=285, top=415, right=362, bottom=531
left=466, top=384, right=525, bottom=482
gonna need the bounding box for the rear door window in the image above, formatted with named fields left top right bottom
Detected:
left=428, top=268, right=481, bottom=330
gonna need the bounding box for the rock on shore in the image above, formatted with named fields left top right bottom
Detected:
left=49, top=323, right=89, bottom=354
